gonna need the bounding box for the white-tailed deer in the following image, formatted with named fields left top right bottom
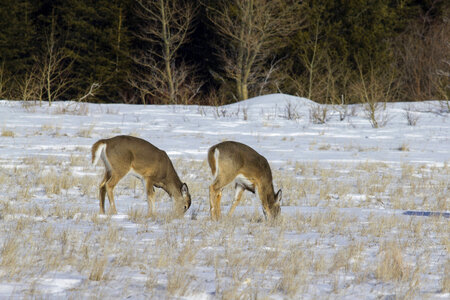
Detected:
left=91, top=135, right=191, bottom=216
left=207, top=141, right=281, bottom=220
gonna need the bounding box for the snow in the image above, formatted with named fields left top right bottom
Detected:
left=0, top=94, right=448, bottom=298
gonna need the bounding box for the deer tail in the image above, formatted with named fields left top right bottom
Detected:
left=91, top=140, right=107, bottom=166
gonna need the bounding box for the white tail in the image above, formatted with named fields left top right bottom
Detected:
left=207, top=141, right=281, bottom=220
left=213, top=148, right=220, bottom=179
left=92, top=143, right=106, bottom=167
left=91, top=135, right=191, bottom=216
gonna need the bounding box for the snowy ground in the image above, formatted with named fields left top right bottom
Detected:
left=0, top=94, right=448, bottom=299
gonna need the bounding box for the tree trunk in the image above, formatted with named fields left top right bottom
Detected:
left=115, top=7, right=123, bottom=72
left=161, top=0, right=176, bottom=104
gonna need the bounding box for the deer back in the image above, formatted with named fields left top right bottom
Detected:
left=208, top=141, right=274, bottom=187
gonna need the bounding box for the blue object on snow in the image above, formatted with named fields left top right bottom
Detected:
left=403, top=210, right=449, bottom=218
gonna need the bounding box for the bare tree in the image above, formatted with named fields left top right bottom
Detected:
left=325, top=54, right=352, bottom=121
left=395, top=17, right=449, bottom=102
left=0, top=62, right=9, bottom=99
left=300, top=20, right=324, bottom=100
left=351, top=60, right=397, bottom=128
left=132, top=0, right=199, bottom=104
left=206, top=0, right=303, bottom=101
left=39, top=40, right=73, bottom=106
left=36, top=13, right=74, bottom=106
left=13, top=38, right=72, bottom=106
left=15, top=69, right=40, bottom=102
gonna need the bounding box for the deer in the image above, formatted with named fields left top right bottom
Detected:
left=91, top=135, right=191, bottom=216
left=207, top=141, right=281, bottom=220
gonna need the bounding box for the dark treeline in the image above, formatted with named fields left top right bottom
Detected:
left=0, top=0, right=448, bottom=105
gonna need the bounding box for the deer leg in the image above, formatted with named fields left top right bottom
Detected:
left=209, top=185, right=219, bottom=220
left=214, top=191, right=222, bottom=220
left=145, top=178, right=156, bottom=217
left=98, top=172, right=110, bottom=214
left=105, top=173, right=123, bottom=215
left=228, top=184, right=245, bottom=217
left=209, top=185, right=224, bottom=220
left=209, top=174, right=234, bottom=220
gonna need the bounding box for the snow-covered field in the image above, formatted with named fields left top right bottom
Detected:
left=0, top=94, right=448, bottom=299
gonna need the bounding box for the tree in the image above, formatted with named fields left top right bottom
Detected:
left=56, top=0, right=133, bottom=102
left=30, top=9, right=73, bottom=105
left=283, top=0, right=418, bottom=103
left=394, top=0, right=450, bottom=101
left=0, top=0, right=38, bottom=99
left=131, top=0, right=199, bottom=104
left=0, top=0, right=37, bottom=75
left=206, top=0, right=303, bottom=101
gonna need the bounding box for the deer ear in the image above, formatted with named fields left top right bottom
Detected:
left=181, top=183, right=189, bottom=196
left=275, top=189, right=282, bottom=204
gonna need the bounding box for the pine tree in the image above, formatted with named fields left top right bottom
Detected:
left=0, top=0, right=38, bottom=97
left=284, top=0, right=419, bottom=102
left=55, top=0, right=133, bottom=101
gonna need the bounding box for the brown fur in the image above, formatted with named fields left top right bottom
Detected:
left=207, top=141, right=281, bottom=220
left=91, top=135, right=191, bottom=216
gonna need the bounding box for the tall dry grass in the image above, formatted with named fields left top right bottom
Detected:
left=0, top=156, right=448, bottom=298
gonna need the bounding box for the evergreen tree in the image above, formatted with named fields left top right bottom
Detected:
left=284, top=0, right=419, bottom=102
left=0, top=0, right=37, bottom=81
left=56, top=0, right=133, bottom=101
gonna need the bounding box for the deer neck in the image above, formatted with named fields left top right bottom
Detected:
left=259, top=182, right=276, bottom=206
left=162, top=169, right=183, bottom=200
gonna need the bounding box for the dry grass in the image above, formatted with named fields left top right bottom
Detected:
left=276, top=247, right=310, bottom=296
left=77, top=124, right=95, bottom=138
left=309, top=103, right=330, bottom=124
left=52, top=102, right=90, bottom=116
left=397, top=142, right=410, bottom=151
left=405, top=110, right=420, bottom=126
left=376, top=240, right=411, bottom=282
left=89, top=257, right=108, bottom=281
left=0, top=156, right=448, bottom=298
left=0, top=235, right=20, bottom=269
left=1, top=128, right=15, bottom=137
left=69, top=154, right=88, bottom=167
left=167, top=267, right=193, bottom=296
left=39, top=169, right=75, bottom=196
left=443, top=260, right=450, bottom=293
left=127, top=207, right=147, bottom=224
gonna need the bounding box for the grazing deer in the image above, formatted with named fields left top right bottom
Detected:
left=91, top=135, right=191, bottom=216
left=207, top=141, right=281, bottom=220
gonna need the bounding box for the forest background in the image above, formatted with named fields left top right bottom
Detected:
left=0, top=0, right=448, bottom=105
